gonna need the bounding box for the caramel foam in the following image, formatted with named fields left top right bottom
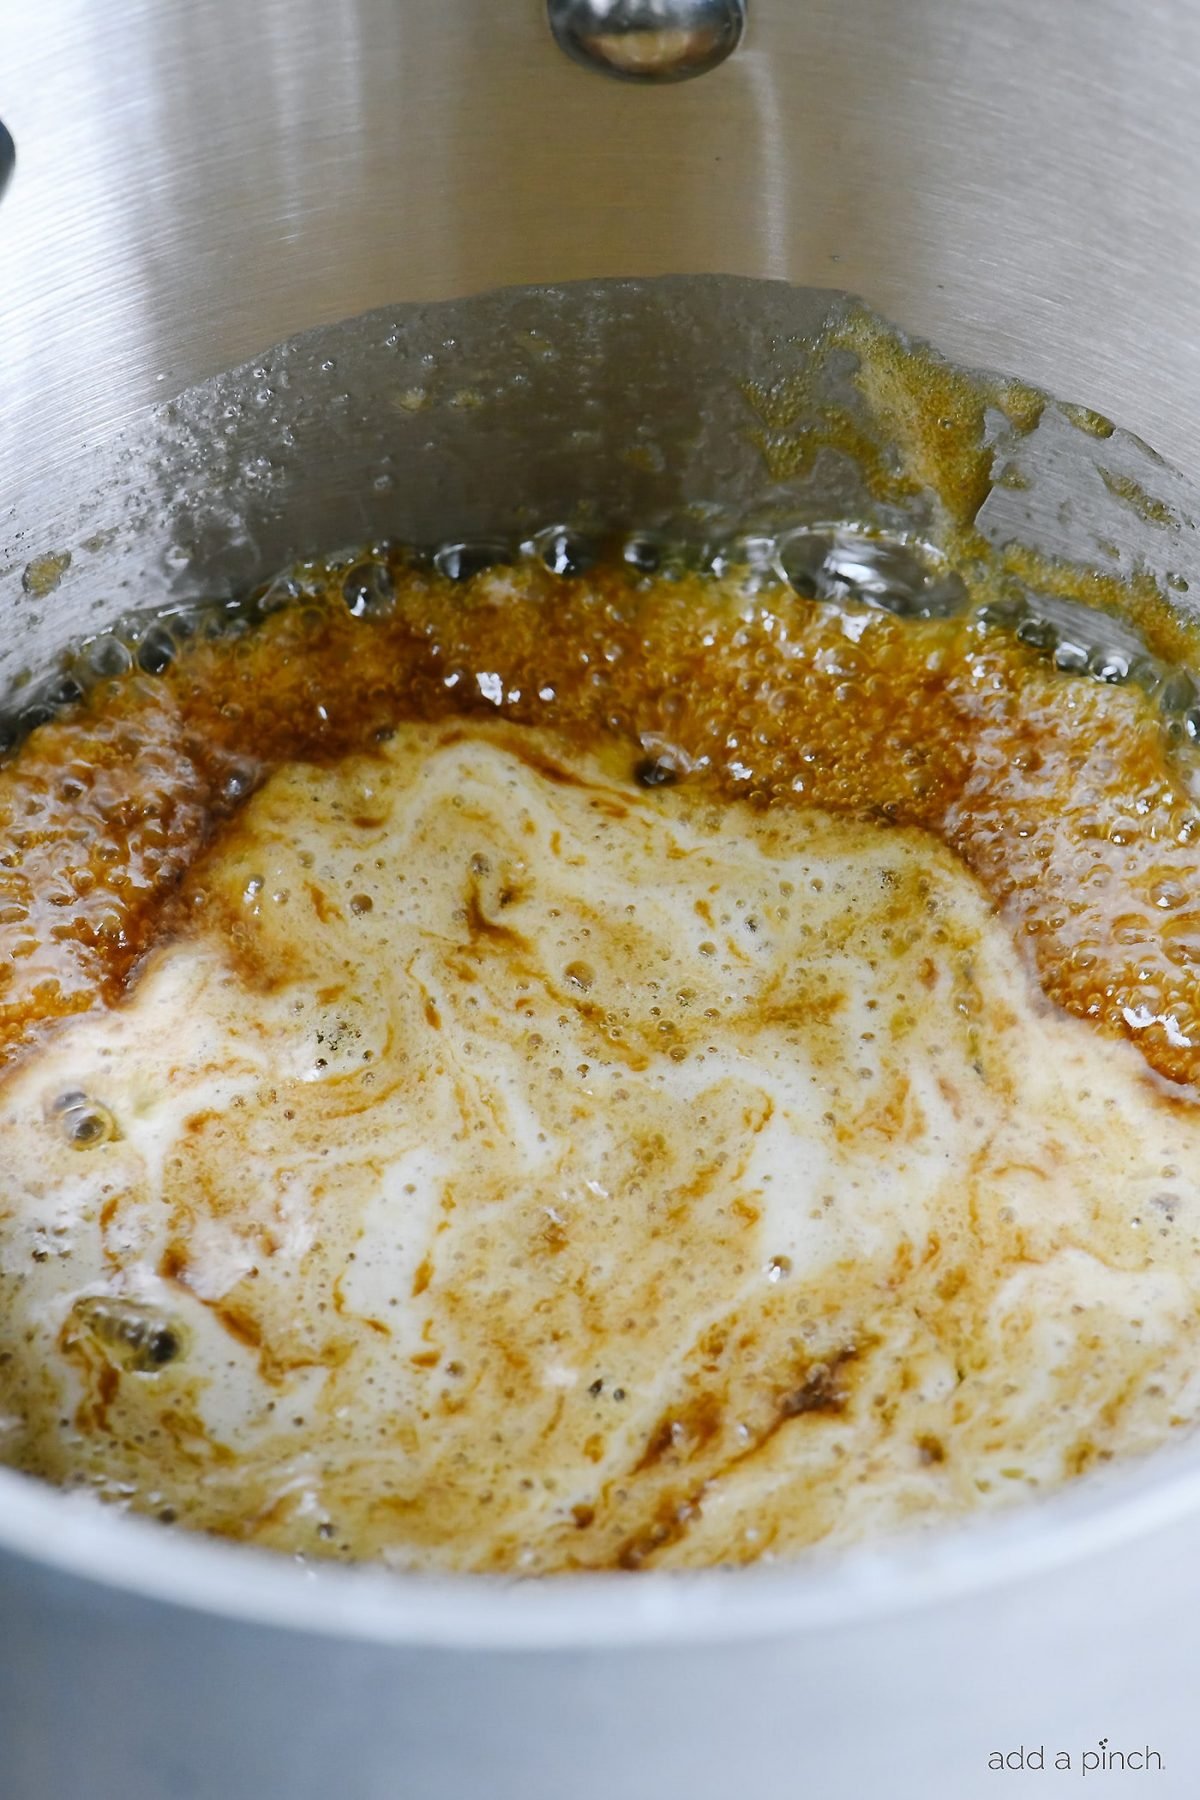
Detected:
left=3, top=713, right=1200, bottom=1568
left=4, top=556, right=1200, bottom=1567
left=4, top=559, right=1200, bottom=1084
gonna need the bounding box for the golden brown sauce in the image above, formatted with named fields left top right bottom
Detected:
left=6, top=300, right=1200, bottom=1566
left=3, top=705, right=1200, bottom=1570
left=3, top=554, right=1200, bottom=1086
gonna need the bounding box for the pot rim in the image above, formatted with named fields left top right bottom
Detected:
left=2, top=1436, right=1200, bottom=1648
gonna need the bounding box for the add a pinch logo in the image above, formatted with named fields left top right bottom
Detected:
left=988, top=1739, right=1166, bottom=1774
left=990, top=1747, right=1048, bottom=1770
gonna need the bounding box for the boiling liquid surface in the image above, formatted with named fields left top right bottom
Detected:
left=4, top=561, right=1200, bottom=1568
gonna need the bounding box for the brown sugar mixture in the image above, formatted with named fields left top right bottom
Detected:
left=5, top=537, right=1200, bottom=1571
left=5, top=551, right=1200, bottom=1085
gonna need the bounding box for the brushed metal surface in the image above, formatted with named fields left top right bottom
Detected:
left=4, top=276, right=1198, bottom=704
left=0, top=1503, right=1195, bottom=1800
left=2, top=0, right=1199, bottom=480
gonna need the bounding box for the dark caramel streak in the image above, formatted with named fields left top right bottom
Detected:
left=609, top=1345, right=865, bottom=1570
left=213, top=1304, right=263, bottom=1351
left=305, top=881, right=341, bottom=925
left=461, top=879, right=527, bottom=951
left=777, top=1347, right=859, bottom=1418
left=616, top=1494, right=703, bottom=1571
left=632, top=1391, right=724, bottom=1474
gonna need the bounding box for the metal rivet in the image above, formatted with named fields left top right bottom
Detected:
left=548, top=0, right=746, bottom=83
left=0, top=121, right=14, bottom=203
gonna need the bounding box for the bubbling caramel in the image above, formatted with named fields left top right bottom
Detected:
left=4, top=556, right=1200, bottom=1085
left=4, top=553, right=1200, bottom=1569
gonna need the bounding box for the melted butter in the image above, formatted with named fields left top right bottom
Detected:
left=4, top=717, right=1200, bottom=1571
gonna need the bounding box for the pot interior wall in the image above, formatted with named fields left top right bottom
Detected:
left=2, top=0, right=1200, bottom=540
left=4, top=275, right=1200, bottom=711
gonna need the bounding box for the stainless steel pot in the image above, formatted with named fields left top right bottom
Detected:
left=4, top=4, right=1200, bottom=1796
